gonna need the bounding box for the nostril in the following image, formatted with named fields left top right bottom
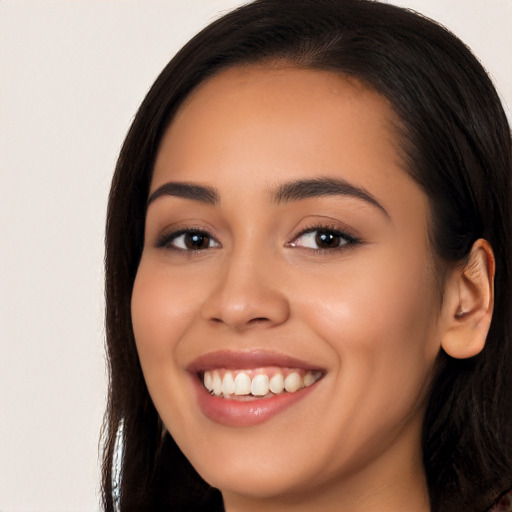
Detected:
left=248, top=317, right=270, bottom=324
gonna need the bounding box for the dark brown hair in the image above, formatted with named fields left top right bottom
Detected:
left=102, top=1, right=512, bottom=510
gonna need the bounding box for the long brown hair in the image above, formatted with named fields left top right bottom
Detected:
left=102, top=1, right=512, bottom=510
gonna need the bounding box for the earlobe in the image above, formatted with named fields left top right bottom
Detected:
left=441, top=239, right=495, bottom=359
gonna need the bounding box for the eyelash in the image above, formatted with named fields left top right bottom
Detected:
left=155, top=224, right=360, bottom=253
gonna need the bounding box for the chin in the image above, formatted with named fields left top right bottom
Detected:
left=202, top=465, right=316, bottom=501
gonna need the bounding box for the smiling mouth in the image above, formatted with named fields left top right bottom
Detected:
left=189, top=351, right=326, bottom=425
left=201, top=367, right=324, bottom=400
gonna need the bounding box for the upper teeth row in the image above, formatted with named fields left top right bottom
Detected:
left=203, top=369, right=322, bottom=397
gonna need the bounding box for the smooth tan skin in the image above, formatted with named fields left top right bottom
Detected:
left=131, top=66, right=494, bottom=512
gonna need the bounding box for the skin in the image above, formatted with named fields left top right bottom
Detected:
left=131, top=66, right=459, bottom=511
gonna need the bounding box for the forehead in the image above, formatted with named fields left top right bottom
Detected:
left=152, top=66, right=426, bottom=226
left=154, top=66, right=403, bottom=186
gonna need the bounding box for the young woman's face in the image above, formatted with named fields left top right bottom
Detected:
left=132, top=67, right=444, bottom=508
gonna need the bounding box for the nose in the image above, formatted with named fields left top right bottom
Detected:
left=200, top=250, right=290, bottom=331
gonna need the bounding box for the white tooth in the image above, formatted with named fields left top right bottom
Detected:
left=269, top=373, right=285, bottom=394
left=251, top=374, right=270, bottom=396
left=222, top=371, right=235, bottom=396
left=304, top=371, right=320, bottom=387
left=204, top=371, right=213, bottom=392
left=284, top=372, right=304, bottom=393
left=234, top=372, right=251, bottom=395
left=212, top=370, right=222, bottom=396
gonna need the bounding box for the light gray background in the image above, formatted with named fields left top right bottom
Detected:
left=1, top=1, right=510, bottom=511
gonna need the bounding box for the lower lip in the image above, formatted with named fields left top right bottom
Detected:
left=192, top=376, right=319, bottom=427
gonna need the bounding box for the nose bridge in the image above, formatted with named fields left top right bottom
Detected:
left=201, top=238, right=290, bottom=330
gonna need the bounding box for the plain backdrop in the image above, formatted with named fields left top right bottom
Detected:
left=0, top=1, right=510, bottom=511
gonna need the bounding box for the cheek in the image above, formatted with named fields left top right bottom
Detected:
left=296, top=253, right=440, bottom=421
left=299, top=252, right=438, bottom=347
left=130, top=258, right=203, bottom=397
left=132, top=259, right=199, bottom=351
left=130, top=258, right=206, bottom=438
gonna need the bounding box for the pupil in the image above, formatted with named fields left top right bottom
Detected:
left=315, top=230, right=339, bottom=248
left=186, top=232, right=208, bottom=250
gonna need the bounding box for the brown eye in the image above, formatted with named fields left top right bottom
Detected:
left=184, top=232, right=211, bottom=250
left=159, top=230, right=220, bottom=251
left=292, top=228, right=348, bottom=250
left=289, top=227, right=359, bottom=252
left=315, top=230, right=342, bottom=249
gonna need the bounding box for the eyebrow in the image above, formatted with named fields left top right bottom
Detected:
left=147, top=182, right=219, bottom=206
left=272, top=176, right=389, bottom=217
left=147, top=177, right=389, bottom=218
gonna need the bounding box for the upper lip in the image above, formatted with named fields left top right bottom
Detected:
left=187, top=349, right=325, bottom=373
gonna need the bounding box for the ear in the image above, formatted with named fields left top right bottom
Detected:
left=441, top=239, right=495, bottom=359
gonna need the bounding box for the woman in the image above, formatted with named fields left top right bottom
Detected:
left=101, top=1, right=512, bottom=510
